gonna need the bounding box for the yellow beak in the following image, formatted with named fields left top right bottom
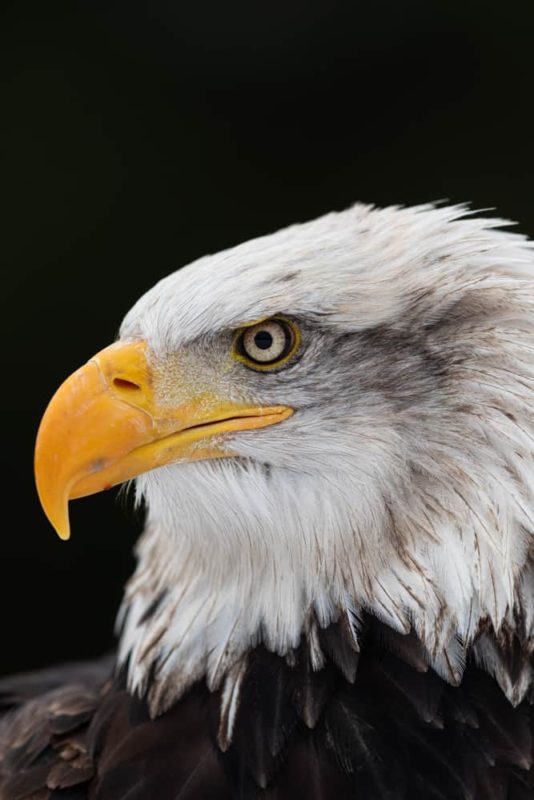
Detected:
left=34, top=341, right=292, bottom=540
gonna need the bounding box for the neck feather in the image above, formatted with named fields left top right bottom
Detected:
left=117, top=456, right=534, bottom=717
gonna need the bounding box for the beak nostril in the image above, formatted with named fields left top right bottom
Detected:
left=113, top=378, right=142, bottom=392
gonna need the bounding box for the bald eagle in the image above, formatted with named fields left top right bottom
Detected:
left=1, top=203, right=533, bottom=799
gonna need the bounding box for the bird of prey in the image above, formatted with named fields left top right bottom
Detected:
left=0, top=202, right=533, bottom=799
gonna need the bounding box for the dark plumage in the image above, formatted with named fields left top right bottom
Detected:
left=0, top=617, right=532, bottom=799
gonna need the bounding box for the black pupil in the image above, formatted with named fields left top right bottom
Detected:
left=254, top=330, right=273, bottom=350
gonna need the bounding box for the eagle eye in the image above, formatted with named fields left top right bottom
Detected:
left=233, top=317, right=300, bottom=370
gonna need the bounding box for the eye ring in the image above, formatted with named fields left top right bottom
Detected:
left=233, top=317, right=301, bottom=371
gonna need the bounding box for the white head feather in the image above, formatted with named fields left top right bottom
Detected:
left=116, top=202, right=534, bottom=715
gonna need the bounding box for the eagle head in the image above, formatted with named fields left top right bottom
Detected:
left=35, top=203, right=534, bottom=715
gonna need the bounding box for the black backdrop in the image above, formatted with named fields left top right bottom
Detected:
left=2, top=0, right=534, bottom=676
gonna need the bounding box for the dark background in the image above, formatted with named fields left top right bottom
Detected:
left=2, top=0, right=534, bottom=675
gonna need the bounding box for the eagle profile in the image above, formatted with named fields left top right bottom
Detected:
left=1, top=202, right=533, bottom=798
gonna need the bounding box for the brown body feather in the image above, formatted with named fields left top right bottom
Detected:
left=0, top=618, right=532, bottom=800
